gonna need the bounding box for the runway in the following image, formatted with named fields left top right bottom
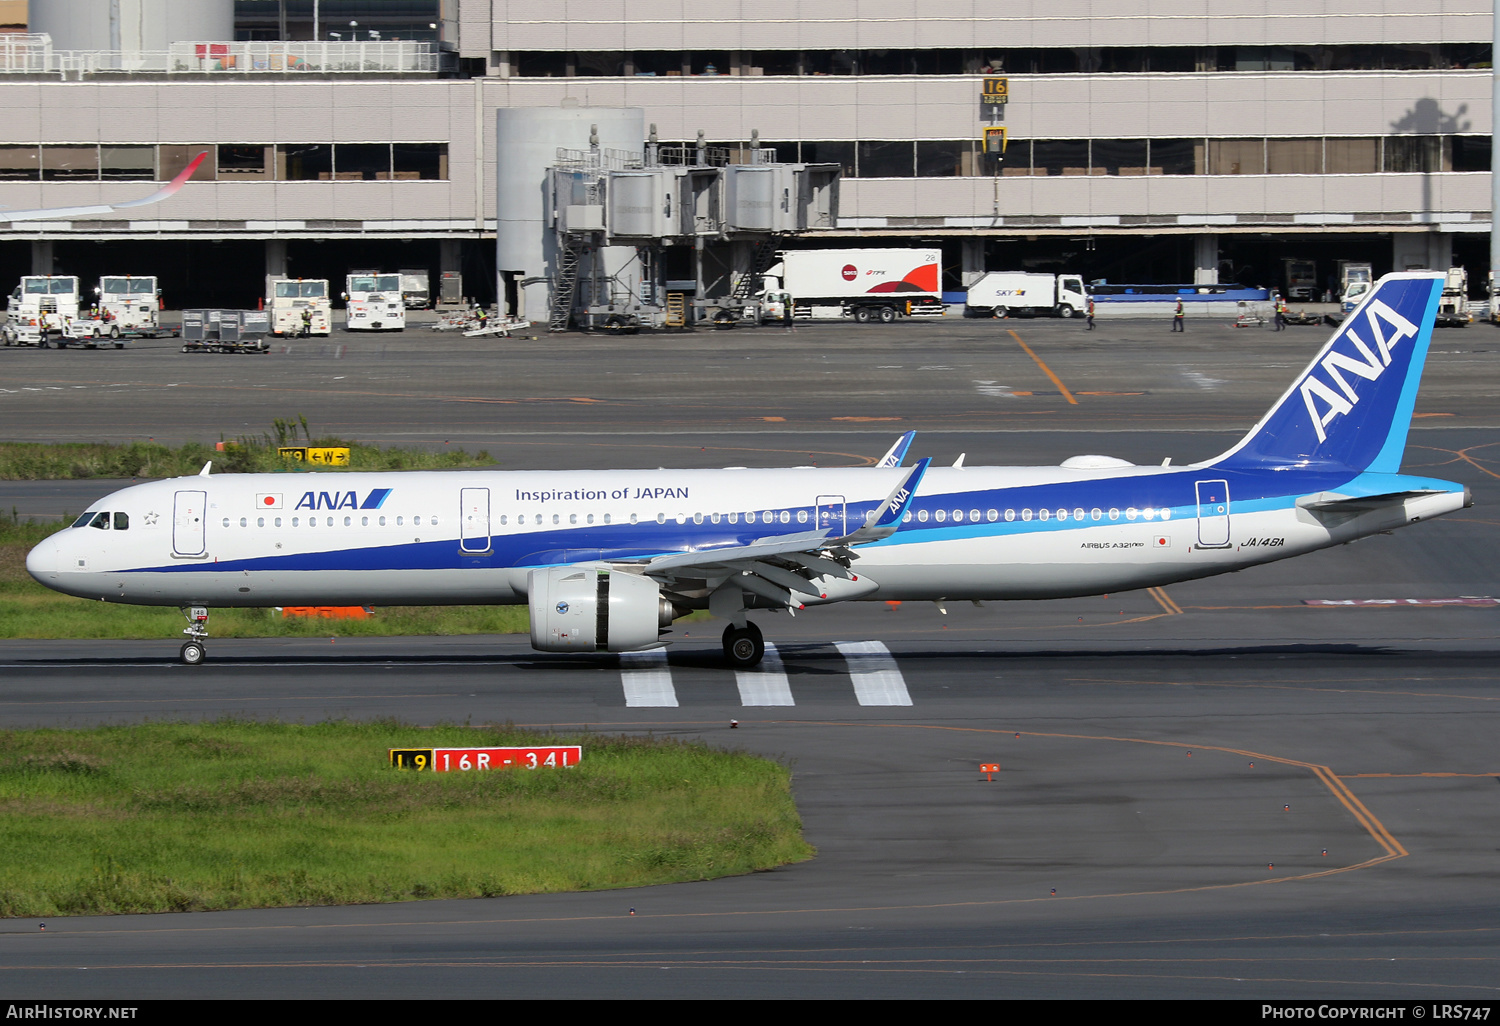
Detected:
left=0, top=319, right=1497, bottom=997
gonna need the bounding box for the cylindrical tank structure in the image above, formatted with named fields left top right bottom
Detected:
left=31, top=0, right=233, bottom=53
left=496, top=106, right=645, bottom=322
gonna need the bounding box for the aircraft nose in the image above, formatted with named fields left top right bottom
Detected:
left=26, top=536, right=59, bottom=580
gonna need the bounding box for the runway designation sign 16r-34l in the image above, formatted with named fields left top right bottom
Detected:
left=389, top=746, right=582, bottom=771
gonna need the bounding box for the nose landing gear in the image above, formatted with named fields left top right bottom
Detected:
left=179, top=606, right=209, bottom=665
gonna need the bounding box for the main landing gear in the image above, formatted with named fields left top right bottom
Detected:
left=179, top=606, right=209, bottom=665
left=722, top=621, right=765, bottom=669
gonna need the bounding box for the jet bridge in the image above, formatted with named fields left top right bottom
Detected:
left=543, top=132, right=839, bottom=332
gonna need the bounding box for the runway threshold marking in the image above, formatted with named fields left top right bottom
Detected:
left=1147, top=586, right=1183, bottom=615
left=834, top=641, right=912, bottom=706
left=735, top=642, right=794, bottom=707
left=619, top=650, right=677, bottom=708
left=1007, top=329, right=1078, bottom=405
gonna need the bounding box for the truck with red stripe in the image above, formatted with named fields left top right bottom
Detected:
left=750, top=249, right=944, bottom=324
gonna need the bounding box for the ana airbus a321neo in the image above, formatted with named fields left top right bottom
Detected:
left=27, top=271, right=1468, bottom=667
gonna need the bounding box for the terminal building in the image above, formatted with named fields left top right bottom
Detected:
left=0, top=0, right=1490, bottom=311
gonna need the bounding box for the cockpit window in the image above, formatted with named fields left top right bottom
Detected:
left=88, top=511, right=110, bottom=530
left=113, top=512, right=129, bottom=531
left=72, top=512, right=96, bottom=528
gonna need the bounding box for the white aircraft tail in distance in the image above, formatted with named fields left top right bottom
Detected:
left=27, top=272, right=1470, bottom=666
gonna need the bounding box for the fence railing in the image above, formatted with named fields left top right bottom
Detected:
left=0, top=35, right=439, bottom=75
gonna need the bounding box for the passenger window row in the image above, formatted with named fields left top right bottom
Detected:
left=223, top=515, right=434, bottom=528
left=901, top=506, right=1172, bottom=524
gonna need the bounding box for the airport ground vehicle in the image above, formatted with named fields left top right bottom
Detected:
left=92, top=275, right=176, bottom=339
left=342, top=272, right=406, bottom=331
left=400, top=270, right=431, bottom=309
left=2, top=275, right=81, bottom=345
left=1435, top=267, right=1471, bottom=327
left=749, top=249, right=943, bottom=323
left=1339, top=261, right=1373, bottom=313
left=964, top=272, right=1088, bottom=318
left=26, top=273, right=1469, bottom=669
left=1282, top=258, right=1318, bottom=301
left=267, top=278, right=331, bottom=336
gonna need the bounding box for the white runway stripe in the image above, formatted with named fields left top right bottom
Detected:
left=619, top=649, right=677, bottom=707
left=834, top=640, right=912, bottom=706
left=735, top=642, right=794, bottom=706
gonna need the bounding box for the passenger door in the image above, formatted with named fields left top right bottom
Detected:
left=1195, top=480, right=1231, bottom=548
left=172, top=490, right=207, bottom=556
left=460, top=487, right=491, bottom=553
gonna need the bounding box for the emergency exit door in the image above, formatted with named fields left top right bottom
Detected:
left=816, top=495, right=846, bottom=535
left=460, top=487, right=491, bottom=553
left=1195, top=479, right=1231, bottom=548
left=173, top=490, right=207, bottom=556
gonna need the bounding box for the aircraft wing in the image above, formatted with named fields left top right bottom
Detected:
left=624, top=459, right=930, bottom=608
left=0, top=151, right=207, bottom=222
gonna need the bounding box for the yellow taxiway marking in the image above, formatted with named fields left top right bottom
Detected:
left=1147, top=586, right=1182, bottom=615
left=1007, top=329, right=1078, bottom=404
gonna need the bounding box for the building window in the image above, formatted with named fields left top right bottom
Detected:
left=100, top=145, right=154, bottom=180
left=1266, top=138, right=1322, bottom=175
left=41, top=145, right=99, bottom=181
left=856, top=140, right=914, bottom=177
left=335, top=143, right=391, bottom=180
left=393, top=143, right=447, bottom=180
left=1384, top=136, right=1446, bottom=173
left=217, top=144, right=272, bottom=178
left=1451, top=136, right=1491, bottom=172
left=1091, top=139, right=1150, bottom=176
left=277, top=143, right=332, bottom=180
left=1207, top=139, right=1266, bottom=175
left=0, top=145, right=39, bottom=181
left=1032, top=140, right=1091, bottom=177
left=1324, top=138, right=1380, bottom=174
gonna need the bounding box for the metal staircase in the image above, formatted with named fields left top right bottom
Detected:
left=548, top=238, right=582, bottom=332
left=729, top=239, right=778, bottom=303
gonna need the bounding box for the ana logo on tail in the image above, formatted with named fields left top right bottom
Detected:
left=1298, top=299, right=1419, bottom=443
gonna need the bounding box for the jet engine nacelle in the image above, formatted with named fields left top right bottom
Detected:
left=528, top=566, right=673, bottom=653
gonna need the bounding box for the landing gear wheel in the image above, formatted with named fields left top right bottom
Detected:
left=878, top=305, right=896, bottom=324
left=722, top=622, right=765, bottom=668
left=179, top=641, right=206, bottom=666
left=853, top=306, right=873, bottom=324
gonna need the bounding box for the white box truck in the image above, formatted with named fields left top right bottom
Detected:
left=751, top=248, right=943, bottom=323
left=964, top=272, right=1088, bottom=318
left=268, top=278, right=331, bottom=336
left=342, top=271, right=406, bottom=331
left=399, top=269, right=430, bottom=309
left=3, top=275, right=81, bottom=346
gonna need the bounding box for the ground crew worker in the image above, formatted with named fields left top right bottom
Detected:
left=1086, top=295, right=1095, bottom=331
left=300, top=307, right=312, bottom=338
left=781, top=292, right=793, bottom=332
left=1273, top=293, right=1288, bottom=331
left=1172, top=296, right=1185, bottom=332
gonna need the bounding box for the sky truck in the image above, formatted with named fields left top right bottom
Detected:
left=751, top=248, right=943, bottom=323
left=964, top=272, right=1089, bottom=318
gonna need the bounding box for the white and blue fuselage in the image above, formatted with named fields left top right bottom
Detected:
left=25, top=272, right=1472, bottom=664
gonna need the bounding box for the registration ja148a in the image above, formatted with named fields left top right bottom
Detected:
left=389, top=746, right=582, bottom=772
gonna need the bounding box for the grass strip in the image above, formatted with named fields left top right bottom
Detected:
left=0, top=719, right=813, bottom=917
left=0, top=415, right=496, bottom=480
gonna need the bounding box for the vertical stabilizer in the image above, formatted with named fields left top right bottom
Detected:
left=1208, top=272, right=1443, bottom=472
